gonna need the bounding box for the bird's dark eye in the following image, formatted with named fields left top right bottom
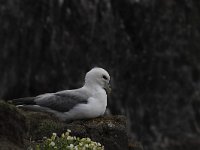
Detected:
left=102, top=75, right=108, bottom=80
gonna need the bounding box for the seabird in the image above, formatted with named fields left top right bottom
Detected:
left=10, top=67, right=111, bottom=121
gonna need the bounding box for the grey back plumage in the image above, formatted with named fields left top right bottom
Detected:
left=35, top=89, right=90, bottom=112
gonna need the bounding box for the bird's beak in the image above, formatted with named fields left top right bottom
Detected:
left=104, top=82, right=111, bottom=94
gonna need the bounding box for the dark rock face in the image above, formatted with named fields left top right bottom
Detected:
left=1, top=0, right=200, bottom=150
left=0, top=101, right=26, bottom=150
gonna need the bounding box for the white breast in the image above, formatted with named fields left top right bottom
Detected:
left=63, top=89, right=107, bottom=120
left=89, top=89, right=107, bottom=115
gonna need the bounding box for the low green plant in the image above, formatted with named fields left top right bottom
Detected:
left=36, top=129, right=104, bottom=150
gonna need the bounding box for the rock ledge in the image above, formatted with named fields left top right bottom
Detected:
left=0, top=101, right=128, bottom=150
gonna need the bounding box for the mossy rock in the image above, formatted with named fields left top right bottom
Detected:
left=0, top=100, right=26, bottom=149
left=24, top=111, right=128, bottom=150
left=0, top=101, right=132, bottom=150
left=22, top=110, right=65, bottom=140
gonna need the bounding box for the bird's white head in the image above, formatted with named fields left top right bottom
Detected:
left=84, top=67, right=111, bottom=93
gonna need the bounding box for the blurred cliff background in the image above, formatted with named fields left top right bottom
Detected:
left=0, top=0, right=200, bottom=149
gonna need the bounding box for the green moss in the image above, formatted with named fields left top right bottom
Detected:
left=0, top=100, right=18, bottom=112
left=0, top=100, right=26, bottom=147
left=36, top=120, right=64, bottom=138
left=23, top=111, right=64, bottom=140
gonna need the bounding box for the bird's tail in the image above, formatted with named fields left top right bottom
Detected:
left=8, top=97, right=36, bottom=105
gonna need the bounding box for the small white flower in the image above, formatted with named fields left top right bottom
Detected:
left=67, top=136, right=73, bottom=140
left=61, top=133, right=65, bottom=138
left=69, top=144, right=74, bottom=148
left=65, top=132, right=69, bottom=136
left=79, top=142, right=83, bottom=146
left=74, top=146, right=78, bottom=150
left=49, top=141, right=55, bottom=147
left=67, top=129, right=71, bottom=133
left=52, top=133, right=57, bottom=136
left=85, top=144, right=89, bottom=148
left=93, top=142, right=97, bottom=145
left=47, top=138, right=52, bottom=142
left=86, top=138, right=91, bottom=142
left=97, top=143, right=101, bottom=146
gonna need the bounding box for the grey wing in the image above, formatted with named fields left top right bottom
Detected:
left=35, top=92, right=89, bottom=112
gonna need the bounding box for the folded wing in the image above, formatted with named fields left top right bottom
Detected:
left=10, top=88, right=90, bottom=113
left=35, top=91, right=89, bottom=112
